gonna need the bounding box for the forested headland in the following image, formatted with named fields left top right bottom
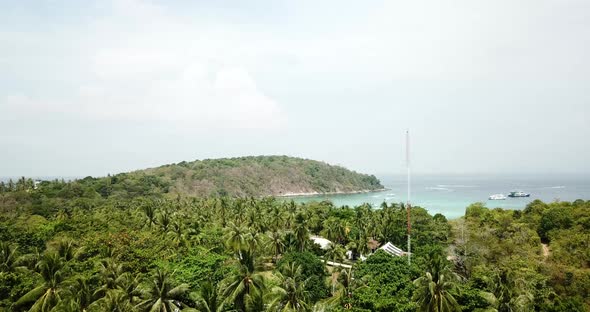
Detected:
left=103, top=155, right=384, bottom=197
left=0, top=174, right=589, bottom=311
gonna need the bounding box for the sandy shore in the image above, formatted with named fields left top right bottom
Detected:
left=275, top=188, right=389, bottom=198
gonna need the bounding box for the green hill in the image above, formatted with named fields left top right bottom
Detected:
left=128, top=155, right=384, bottom=197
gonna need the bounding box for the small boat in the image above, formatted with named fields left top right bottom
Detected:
left=489, top=194, right=507, bottom=200
left=508, top=191, right=530, bottom=198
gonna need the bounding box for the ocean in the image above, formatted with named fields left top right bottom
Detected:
left=286, top=174, right=590, bottom=219
left=2, top=174, right=589, bottom=220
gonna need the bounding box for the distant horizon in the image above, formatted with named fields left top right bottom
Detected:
left=2, top=155, right=590, bottom=181
left=2, top=166, right=588, bottom=183
left=3, top=154, right=590, bottom=180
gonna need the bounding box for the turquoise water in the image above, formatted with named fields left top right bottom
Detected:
left=3, top=175, right=588, bottom=220
left=286, top=174, right=590, bottom=219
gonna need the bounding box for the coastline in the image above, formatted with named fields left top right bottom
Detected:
left=275, top=188, right=389, bottom=198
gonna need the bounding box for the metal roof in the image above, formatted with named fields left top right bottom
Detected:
left=379, top=242, right=406, bottom=257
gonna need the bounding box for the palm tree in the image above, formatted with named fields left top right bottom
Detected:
left=321, top=218, right=340, bottom=244
left=323, top=243, right=346, bottom=296
left=324, top=244, right=346, bottom=265
left=168, top=220, right=188, bottom=248
left=14, top=252, right=68, bottom=312
left=225, top=222, right=249, bottom=252
left=52, top=238, right=78, bottom=262
left=142, top=203, right=157, bottom=229
left=479, top=268, right=524, bottom=312
left=88, top=289, right=134, bottom=312
left=66, top=276, right=101, bottom=312
left=51, top=297, right=82, bottom=312
left=311, top=302, right=333, bottom=312
left=293, top=213, right=309, bottom=252
left=19, top=247, right=42, bottom=270
left=135, top=269, right=190, bottom=312
left=0, top=242, right=23, bottom=273
left=187, top=219, right=203, bottom=245
left=245, top=290, right=266, bottom=312
left=329, top=267, right=366, bottom=303
left=268, top=231, right=285, bottom=263
left=269, top=262, right=309, bottom=312
left=281, top=232, right=298, bottom=253
left=96, top=258, right=124, bottom=294
left=246, top=208, right=264, bottom=234
left=117, top=272, right=143, bottom=304
left=355, top=234, right=370, bottom=258
left=346, top=234, right=369, bottom=260
left=194, top=280, right=223, bottom=312
left=222, top=249, right=266, bottom=312
left=245, top=229, right=264, bottom=253
left=412, top=252, right=461, bottom=312
left=234, top=199, right=247, bottom=224
left=269, top=205, right=285, bottom=232
left=353, top=205, right=371, bottom=234
left=217, top=198, right=229, bottom=228
left=322, top=218, right=348, bottom=244
left=157, top=210, right=172, bottom=233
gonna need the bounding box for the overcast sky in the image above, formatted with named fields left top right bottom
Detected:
left=1, top=0, right=589, bottom=177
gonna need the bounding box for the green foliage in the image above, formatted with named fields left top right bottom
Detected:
left=135, top=155, right=384, bottom=197
left=135, top=269, right=191, bottom=312
left=413, top=251, right=461, bottom=312
left=351, top=250, right=420, bottom=312
left=456, top=286, right=497, bottom=312
left=1, top=170, right=588, bottom=311
left=465, top=202, right=490, bottom=220
left=538, top=296, right=587, bottom=312
left=269, top=261, right=310, bottom=311
left=2, top=156, right=383, bottom=200
left=222, top=249, right=266, bottom=312
left=452, top=200, right=590, bottom=311
left=156, top=246, right=230, bottom=289
left=277, top=251, right=330, bottom=303
left=539, top=207, right=573, bottom=242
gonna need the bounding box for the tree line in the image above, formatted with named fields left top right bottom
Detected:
left=0, top=178, right=588, bottom=311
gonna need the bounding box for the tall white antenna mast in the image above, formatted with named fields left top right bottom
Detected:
left=406, top=130, right=411, bottom=265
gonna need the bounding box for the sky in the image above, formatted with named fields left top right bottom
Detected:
left=1, top=0, right=589, bottom=177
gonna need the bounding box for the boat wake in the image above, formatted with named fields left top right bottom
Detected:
left=437, top=184, right=478, bottom=188
left=426, top=186, right=453, bottom=192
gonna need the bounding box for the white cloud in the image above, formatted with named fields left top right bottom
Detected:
left=0, top=0, right=285, bottom=130
left=76, top=64, right=283, bottom=128
left=273, top=0, right=590, bottom=81
left=1, top=64, right=283, bottom=129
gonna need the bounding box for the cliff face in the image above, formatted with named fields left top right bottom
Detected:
left=131, top=155, right=384, bottom=197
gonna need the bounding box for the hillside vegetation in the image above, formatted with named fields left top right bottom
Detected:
left=133, top=155, right=384, bottom=197
left=449, top=200, right=590, bottom=311
left=1, top=157, right=383, bottom=200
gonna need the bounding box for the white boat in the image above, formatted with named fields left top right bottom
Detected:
left=489, top=194, right=507, bottom=200
left=508, top=191, right=530, bottom=198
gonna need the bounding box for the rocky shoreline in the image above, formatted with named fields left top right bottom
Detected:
left=275, top=188, right=389, bottom=198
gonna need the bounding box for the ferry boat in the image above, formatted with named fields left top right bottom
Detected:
left=508, top=191, right=530, bottom=198
left=489, top=194, right=507, bottom=200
